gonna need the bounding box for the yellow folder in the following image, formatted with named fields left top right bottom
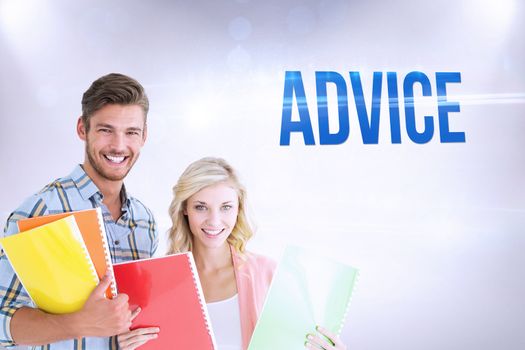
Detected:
left=17, top=208, right=116, bottom=299
left=0, top=215, right=99, bottom=314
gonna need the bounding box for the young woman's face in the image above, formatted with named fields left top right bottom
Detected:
left=185, top=182, right=239, bottom=250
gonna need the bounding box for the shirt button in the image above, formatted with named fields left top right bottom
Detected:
left=114, top=240, right=120, bottom=245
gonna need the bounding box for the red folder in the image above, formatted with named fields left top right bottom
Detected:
left=113, top=253, right=216, bottom=350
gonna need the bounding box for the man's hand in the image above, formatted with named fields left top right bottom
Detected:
left=11, top=274, right=133, bottom=345
left=118, top=307, right=160, bottom=350
left=72, top=274, right=132, bottom=337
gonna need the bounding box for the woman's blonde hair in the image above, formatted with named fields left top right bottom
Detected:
left=167, top=157, right=254, bottom=255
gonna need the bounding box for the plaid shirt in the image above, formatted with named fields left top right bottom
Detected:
left=0, top=165, right=158, bottom=349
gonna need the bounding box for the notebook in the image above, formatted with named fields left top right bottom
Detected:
left=17, top=208, right=116, bottom=298
left=0, top=215, right=99, bottom=314
left=248, top=245, right=359, bottom=350
left=113, top=252, right=216, bottom=350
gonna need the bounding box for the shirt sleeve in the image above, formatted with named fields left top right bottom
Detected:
left=0, top=198, right=46, bottom=347
left=149, top=210, right=159, bottom=257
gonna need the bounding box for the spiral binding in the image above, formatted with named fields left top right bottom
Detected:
left=186, top=252, right=218, bottom=350
left=335, top=270, right=360, bottom=335
left=67, top=216, right=100, bottom=288
left=94, top=208, right=118, bottom=298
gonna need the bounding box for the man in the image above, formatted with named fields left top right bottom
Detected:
left=0, top=73, right=158, bottom=349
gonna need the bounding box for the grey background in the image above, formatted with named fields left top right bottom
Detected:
left=1, top=0, right=524, bottom=349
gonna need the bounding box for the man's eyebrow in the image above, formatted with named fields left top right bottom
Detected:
left=93, top=124, right=144, bottom=132
left=94, top=123, right=115, bottom=129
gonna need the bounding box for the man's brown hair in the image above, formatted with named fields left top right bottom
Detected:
left=81, top=73, right=149, bottom=131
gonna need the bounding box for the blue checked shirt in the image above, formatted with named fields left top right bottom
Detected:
left=0, top=165, right=158, bottom=349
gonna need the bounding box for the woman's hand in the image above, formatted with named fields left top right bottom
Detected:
left=305, top=325, right=347, bottom=350
left=117, top=307, right=160, bottom=350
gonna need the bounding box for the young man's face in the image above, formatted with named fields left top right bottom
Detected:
left=77, top=104, right=147, bottom=183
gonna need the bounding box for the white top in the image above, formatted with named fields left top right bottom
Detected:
left=207, top=294, right=242, bottom=350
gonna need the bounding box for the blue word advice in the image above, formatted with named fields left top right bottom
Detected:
left=279, top=71, right=465, bottom=145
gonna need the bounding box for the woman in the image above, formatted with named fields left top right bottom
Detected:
left=118, top=157, right=347, bottom=350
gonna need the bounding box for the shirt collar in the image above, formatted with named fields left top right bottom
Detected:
left=70, top=164, right=100, bottom=201
left=120, top=184, right=131, bottom=213
left=69, top=164, right=131, bottom=210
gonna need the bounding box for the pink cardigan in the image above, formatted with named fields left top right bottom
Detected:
left=231, top=247, right=277, bottom=350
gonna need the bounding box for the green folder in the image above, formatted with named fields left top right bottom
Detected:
left=248, top=245, right=358, bottom=350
